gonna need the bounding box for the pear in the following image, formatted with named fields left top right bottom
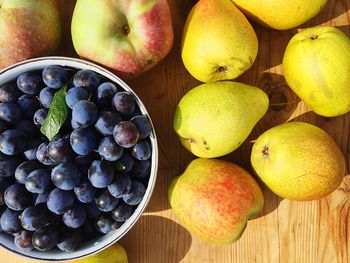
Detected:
left=230, top=0, right=327, bottom=30
left=173, top=81, right=269, bottom=158
left=251, top=122, right=345, bottom=201
left=70, top=243, right=128, bottom=263
left=181, top=0, right=258, bottom=82
left=283, top=26, right=350, bottom=117
left=169, top=158, right=264, bottom=244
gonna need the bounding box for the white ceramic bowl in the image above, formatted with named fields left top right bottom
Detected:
left=0, top=57, right=158, bottom=261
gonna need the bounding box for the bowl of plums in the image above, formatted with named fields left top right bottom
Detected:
left=0, top=57, right=158, bottom=261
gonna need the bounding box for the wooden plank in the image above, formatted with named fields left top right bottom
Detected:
left=0, top=0, right=349, bottom=263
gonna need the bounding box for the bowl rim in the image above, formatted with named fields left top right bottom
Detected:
left=0, top=56, right=159, bottom=261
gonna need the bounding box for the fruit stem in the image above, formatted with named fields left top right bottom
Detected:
left=157, top=136, right=183, bottom=174
left=216, top=66, right=227, bottom=73
left=269, top=99, right=300, bottom=107
left=123, top=24, right=130, bottom=35
left=262, top=145, right=269, bottom=158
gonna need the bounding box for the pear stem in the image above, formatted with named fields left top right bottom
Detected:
left=157, top=136, right=183, bottom=174
left=216, top=66, right=227, bottom=73
left=262, top=145, right=269, bottom=158
left=269, top=99, right=300, bottom=107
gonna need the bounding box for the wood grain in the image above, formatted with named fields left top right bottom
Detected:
left=1, top=0, right=349, bottom=262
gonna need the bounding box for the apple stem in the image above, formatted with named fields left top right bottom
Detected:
left=123, top=25, right=130, bottom=35
left=310, top=34, right=319, bottom=40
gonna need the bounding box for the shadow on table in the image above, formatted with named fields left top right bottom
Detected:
left=120, top=215, right=192, bottom=263
left=257, top=72, right=300, bottom=129
left=314, top=0, right=350, bottom=25
left=335, top=25, right=350, bottom=37
left=144, top=139, right=185, bottom=213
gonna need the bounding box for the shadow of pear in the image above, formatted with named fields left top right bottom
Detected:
left=307, top=0, right=350, bottom=26
left=119, top=215, right=192, bottom=263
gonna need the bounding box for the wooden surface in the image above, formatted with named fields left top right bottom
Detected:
left=2, top=0, right=350, bottom=262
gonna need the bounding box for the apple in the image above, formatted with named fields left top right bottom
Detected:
left=0, top=0, right=61, bottom=69
left=71, top=0, right=174, bottom=79
left=169, top=158, right=264, bottom=244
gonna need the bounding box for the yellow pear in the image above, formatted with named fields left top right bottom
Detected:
left=283, top=26, right=350, bottom=117
left=69, top=244, right=128, bottom=263
left=230, top=0, right=327, bottom=30
left=251, top=122, right=345, bottom=201
left=181, top=0, right=258, bottom=82
left=173, top=81, right=269, bottom=158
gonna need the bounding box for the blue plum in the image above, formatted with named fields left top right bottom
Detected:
left=74, top=181, right=97, bottom=203
left=4, top=184, right=32, bottom=211
left=94, top=111, right=121, bottom=136
left=19, top=204, right=52, bottom=231
left=51, top=162, right=80, bottom=190
left=33, top=108, right=48, bottom=127
left=32, top=225, right=59, bottom=251
left=47, top=188, right=75, bottom=215
left=63, top=204, right=86, bottom=228
left=36, top=142, right=55, bottom=165
left=0, top=102, right=21, bottom=124
left=39, top=87, right=55, bottom=108
left=122, top=180, right=146, bottom=206
left=17, top=72, right=43, bottom=95
left=95, top=190, right=119, bottom=212
left=25, top=169, right=51, bottom=194
left=130, top=115, right=152, bottom=140
left=0, top=83, right=21, bottom=103
left=0, top=208, right=22, bottom=234
left=0, top=129, right=26, bottom=155
left=113, top=121, right=139, bottom=148
left=112, top=92, right=135, bottom=116
left=42, top=65, right=68, bottom=89
left=73, top=70, right=101, bottom=91
left=15, top=161, right=42, bottom=184
left=72, top=100, right=98, bottom=128
left=111, top=203, right=134, bottom=222
left=132, top=140, right=151, bottom=161
left=65, top=87, right=89, bottom=109
left=96, top=82, right=118, bottom=106
left=98, top=136, right=123, bottom=161
left=88, top=160, right=114, bottom=188
left=70, top=127, right=98, bottom=156
left=17, top=94, right=40, bottom=118
left=108, top=174, right=131, bottom=198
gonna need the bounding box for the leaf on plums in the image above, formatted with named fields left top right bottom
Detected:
left=41, top=85, right=68, bottom=141
left=113, top=161, right=126, bottom=172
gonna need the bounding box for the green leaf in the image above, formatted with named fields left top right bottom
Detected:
left=40, top=85, right=68, bottom=141
left=113, top=161, right=126, bottom=172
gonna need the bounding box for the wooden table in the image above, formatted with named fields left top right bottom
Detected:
left=2, top=0, right=350, bottom=262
